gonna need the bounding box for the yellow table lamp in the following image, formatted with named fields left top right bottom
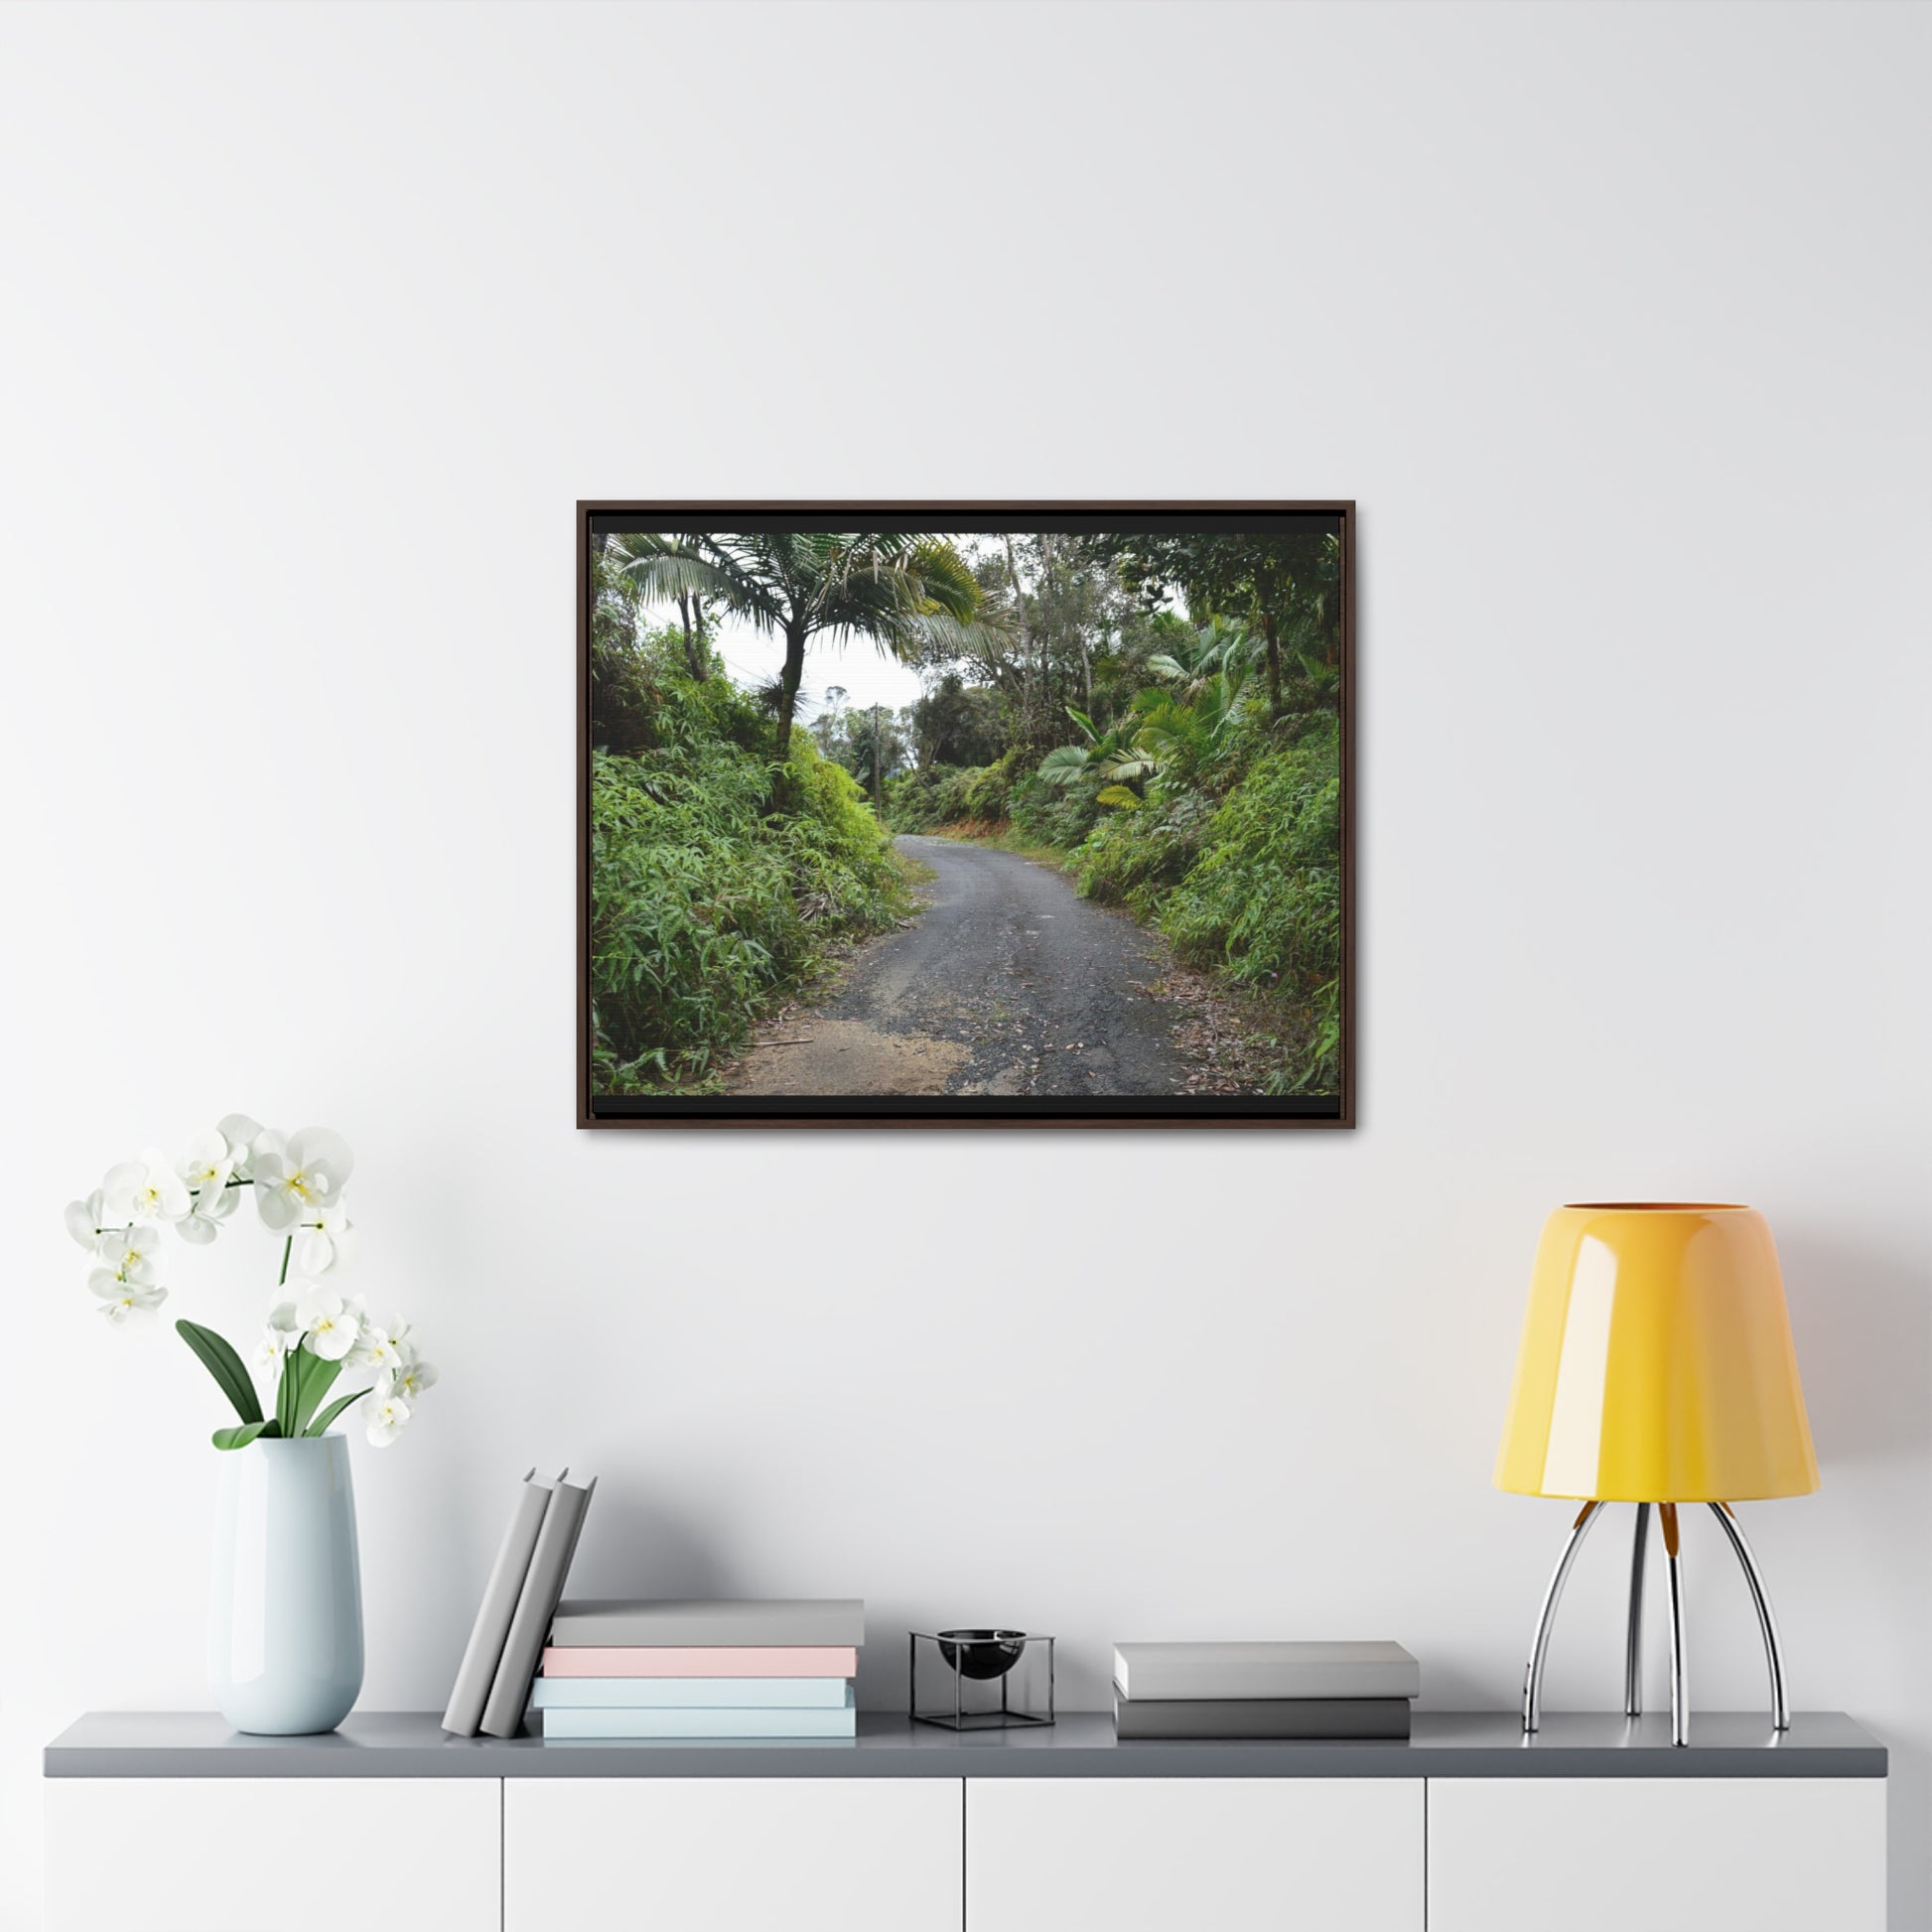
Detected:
left=1496, top=1202, right=1818, bottom=1745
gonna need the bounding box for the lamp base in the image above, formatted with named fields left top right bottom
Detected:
left=1520, top=1500, right=1789, bottom=1746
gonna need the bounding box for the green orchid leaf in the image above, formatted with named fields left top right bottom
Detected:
left=292, top=1351, right=344, bottom=1436
left=176, top=1319, right=263, bottom=1426
left=276, top=1349, right=301, bottom=1438
left=306, top=1388, right=372, bottom=1439
left=211, top=1420, right=272, bottom=1451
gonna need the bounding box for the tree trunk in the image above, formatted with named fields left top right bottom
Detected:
left=871, top=704, right=886, bottom=818
left=1260, top=606, right=1284, bottom=719
left=772, top=620, right=807, bottom=765
left=677, top=595, right=705, bottom=680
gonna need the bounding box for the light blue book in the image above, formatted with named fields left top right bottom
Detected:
left=541, top=1697, right=857, bottom=1740
left=531, top=1676, right=851, bottom=1711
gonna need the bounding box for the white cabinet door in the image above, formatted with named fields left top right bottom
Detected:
left=45, top=1777, right=499, bottom=1932
left=967, top=1777, right=1423, bottom=1932
left=505, top=1776, right=963, bottom=1932
left=1428, top=1776, right=1886, bottom=1932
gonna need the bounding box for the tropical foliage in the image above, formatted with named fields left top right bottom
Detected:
left=589, top=542, right=915, bottom=1091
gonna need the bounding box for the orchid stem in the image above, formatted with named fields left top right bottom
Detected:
left=278, top=1238, right=291, bottom=1287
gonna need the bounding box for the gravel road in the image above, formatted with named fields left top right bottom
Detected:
left=725, top=835, right=1192, bottom=1098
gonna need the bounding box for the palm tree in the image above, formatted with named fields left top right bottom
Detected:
left=620, top=532, right=981, bottom=766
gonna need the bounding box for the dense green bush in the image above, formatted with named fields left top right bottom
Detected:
left=1157, top=722, right=1343, bottom=1090
left=1008, top=769, right=1098, bottom=849
left=590, top=675, right=908, bottom=1092
left=887, top=764, right=968, bottom=833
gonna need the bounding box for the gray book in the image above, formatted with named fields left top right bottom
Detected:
left=480, top=1472, right=597, bottom=1738
left=1113, top=1641, right=1421, bottom=1703
left=1113, top=1693, right=1412, bottom=1740
left=442, top=1467, right=561, bottom=1737
left=549, top=1597, right=866, bottom=1648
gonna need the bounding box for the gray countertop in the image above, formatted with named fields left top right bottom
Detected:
left=45, top=1710, right=1885, bottom=1779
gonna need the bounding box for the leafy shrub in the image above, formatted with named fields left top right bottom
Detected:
left=1158, top=721, right=1342, bottom=1091
left=1072, top=791, right=1212, bottom=918
left=590, top=722, right=907, bottom=1093
left=1008, top=770, right=1098, bottom=849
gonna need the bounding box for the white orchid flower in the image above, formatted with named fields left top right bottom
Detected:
left=294, top=1203, right=356, bottom=1278
left=65, top=1190, right=107, bottom=1250
left=387, top=1355, right=438, bottom=1403
left=296, top=1291, right=363, bottom=1362
left=94, top=1224, right=163, bottom=1286
left=89, top=1270, right=168, bottom=1323
left=176, top=1128, right=239, bottom=1196
left=254, top=1128, right=353, bottom=1232
left=216, top=1114, right=264, bottom=1179
left=364, top=1392, right=411, bottom=1447
left=101, top=1150, right=191, bottom=1225
left=256, top=1302, right=304, bottom=1373
left=348, top=1321, right=402, bottom=1374
left=178, top=1181, right=242, bottom=1245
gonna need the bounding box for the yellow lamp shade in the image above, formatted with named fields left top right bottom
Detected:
left=1495, top=1203, right=1818, bottom=1503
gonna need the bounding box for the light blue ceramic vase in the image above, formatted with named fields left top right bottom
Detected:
left=208, top=1436, right=364, bottom=1734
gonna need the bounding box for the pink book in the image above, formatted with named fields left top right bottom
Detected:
left=539, top=1645, right=859, bottom=1678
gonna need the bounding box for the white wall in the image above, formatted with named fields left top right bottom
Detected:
left=2, top=2, right=1926, bottom=1924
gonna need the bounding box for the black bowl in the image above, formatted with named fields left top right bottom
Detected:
left=937, top=1629, right=1028, bottom=1680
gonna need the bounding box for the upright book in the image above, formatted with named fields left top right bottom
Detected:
left=480, top=1471, right=597, bottom=1738
left=442, top=1468, right=561, bottom=1738
left=1113, top=1641, right=1421, bottom=1703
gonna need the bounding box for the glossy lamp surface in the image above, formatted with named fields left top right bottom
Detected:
left=1495, top=1202, right=1818, bottom=1504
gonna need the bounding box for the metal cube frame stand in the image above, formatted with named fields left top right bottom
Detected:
left=908, top=1631, right=1055, bottom=1730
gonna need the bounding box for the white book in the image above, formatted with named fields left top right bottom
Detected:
left=442, top=1468, right=561, bottom=1738
left=1113, top=1640, right=1421, bottom=1703
left=530, top=1676, right=853, bottom=1710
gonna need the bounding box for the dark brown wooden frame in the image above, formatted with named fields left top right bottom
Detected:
left=578, top=501, right=1356, bottom=1129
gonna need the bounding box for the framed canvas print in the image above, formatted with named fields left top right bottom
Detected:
left=578, top=502, right=1354, bottom=1128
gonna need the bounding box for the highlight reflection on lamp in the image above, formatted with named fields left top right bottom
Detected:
left=1495, top=1203, right=1818, bottom=1746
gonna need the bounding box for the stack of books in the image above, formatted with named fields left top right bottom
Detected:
left=532, top=1598, right=865, bottom=1739
left=1112, top=1640, right=1421, bottom=1739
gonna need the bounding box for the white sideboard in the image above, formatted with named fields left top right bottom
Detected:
left=44, top=1711, right=1888, bottom=1932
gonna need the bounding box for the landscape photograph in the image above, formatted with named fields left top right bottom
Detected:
left=579, top=506, right=1352, bottom=1124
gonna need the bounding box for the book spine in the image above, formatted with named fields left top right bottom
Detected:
left=441, top=1473, right=552, bottom=1738
left=1113, top=1696, right=1412, bottom=1740
left=539, top=1704, right=858, bottom=1740
left=549, top=1607, right=865, bottom=1648
left=480, top=1475, right=596, bottom=1737
left=539, top=1645, right=859, bottom=1678
left=1116, top=1659, right=1421, bottom=1701
left=530, top=1676, right=854, bottom=1710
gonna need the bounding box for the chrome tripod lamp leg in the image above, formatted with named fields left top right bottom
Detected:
left=1709, top=1501, right=1790, bottom=1730
left=1661, top=1503, right=1689, bottom=1746
left=1521, top=1499, right=1602, bottom=1733
left=1624, top=1502, right=1651, bottom=1719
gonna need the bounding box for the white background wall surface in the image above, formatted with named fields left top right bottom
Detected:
left=2, top=3, right=1926, bottom=1925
